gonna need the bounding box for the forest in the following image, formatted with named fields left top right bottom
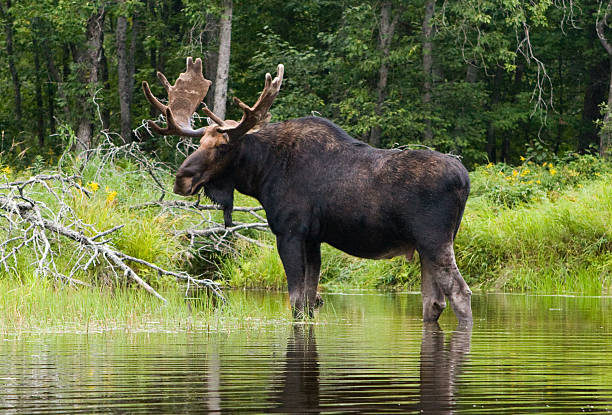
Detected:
left=0, top=0, right=611, bottom=327
left=0, top=0, right=611, bottom=168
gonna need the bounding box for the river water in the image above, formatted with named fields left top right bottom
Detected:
left=1, top=292, right=612, bottom=414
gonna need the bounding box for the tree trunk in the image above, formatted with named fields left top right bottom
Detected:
left=601, top=59, right=612, bottom=158
left=486, top=68, right=503, bottom=162
left=596, top=1, right=612, bottom=158
left=100, top=38, right=111, bottom=130
left=116, top=3, right=136, bottom=141
left=0, top=0, right=22, bottom=123
left=422, top=0, right=435, bottom=142
left=213, top=0, right=232, bottom=120
left=368, top=1, right=399, bottom=148
left=33, top=45, right=45, bottom=147
left=205, top=12, right=219, bottom=109
left=74, top=8, right=105, bottom=152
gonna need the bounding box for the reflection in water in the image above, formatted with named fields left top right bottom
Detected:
left=270, top=322, right=472, bottom=413
left=272, top=324, right=320, bottom=413
left=420, top=322, right=472, bottom=414
left=3, top=293, right=612, bottom=413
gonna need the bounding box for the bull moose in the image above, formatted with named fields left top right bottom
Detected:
left=142, top=57, right=472, bottom=323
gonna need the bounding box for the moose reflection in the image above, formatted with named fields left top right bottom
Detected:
left=270, top=323, right=471, bottom=413
left=271, top=325, right=320, bottom=413
left=420, top=323, right=472, bottom=414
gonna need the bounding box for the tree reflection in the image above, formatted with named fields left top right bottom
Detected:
left=419, top=322, right=472, bottom=414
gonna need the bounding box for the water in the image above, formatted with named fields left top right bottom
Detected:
left=2, top=292, right=612, bottom=414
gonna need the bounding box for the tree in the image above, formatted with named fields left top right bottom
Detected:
left=368, top=1, right=399, bottom=147
left=213, top=0, right=232, bottom=119
left=116, top=0, right=138, bottom=142
left=422, top=0, right=435, bottom=142
left=0, top=0, right=22, bottom=124
left=596, top=0, right=612, bottom=157
left=74, top=6, right=105, bottom=151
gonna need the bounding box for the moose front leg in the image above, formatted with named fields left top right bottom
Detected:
left=276, top=234, right=308, bottom=318
left=222, top=205, right=233, bottom=227
left=304, top=241, right=323, bottom=312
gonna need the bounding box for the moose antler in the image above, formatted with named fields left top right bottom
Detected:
left=142, top=57, right=211, bottom=137
left=203, top=64, right=284, bottom=140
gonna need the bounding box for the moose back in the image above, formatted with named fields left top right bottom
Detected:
left=143, top=58, right=472, bottom=323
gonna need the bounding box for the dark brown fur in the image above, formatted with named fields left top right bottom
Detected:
left=175, top=116, right=472, bottom=323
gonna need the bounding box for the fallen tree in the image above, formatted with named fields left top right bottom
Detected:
left=0, top=134, right=272, bottom=303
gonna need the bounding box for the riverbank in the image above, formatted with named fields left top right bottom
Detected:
left=0, top=153, right=610, bottom=330
left=0, top=280, right=294, bottom=333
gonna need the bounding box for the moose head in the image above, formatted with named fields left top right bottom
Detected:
left=142, top=57, right=284, bottom=197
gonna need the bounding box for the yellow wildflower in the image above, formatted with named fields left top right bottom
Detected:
left=550, top=169, right=557, bottom=176
left=512, top=169, right=519, bottom=177
left=577, top=184, right=583, bottom=188
left=542, top=162, right=547, bottom=167
left=87, top=182, right=100, bottom=192
left=486, top=162, right=494, bottom=169
left=521, top=168, right=530, bottom=177
left=1, top=166, right=12, bottom=174
left=527, top=180, right=534, bottom=184
left=595, top=172, right=601, bottom=176
left=520, top=156, right=526, bottom=161
left=106, top=191, right=117, bottom=204
left=536, top=180, right=541, bottom=184
left=498, top=171, right=504, bottom=176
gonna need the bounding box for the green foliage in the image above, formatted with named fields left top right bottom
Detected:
left=471, top=153, right=612, bottom=207
left=1, top=0, right=612, bottom=167
left=457, top=174, right=612, bottom=293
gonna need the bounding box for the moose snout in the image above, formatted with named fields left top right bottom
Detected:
left=173, top=176, right=192, bottom=196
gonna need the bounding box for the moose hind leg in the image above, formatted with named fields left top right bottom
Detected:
left=304, top=241, right=322, bottom=315
left=421, top=245, right=472, bottom=324
left=420, top=255, right=447, bottom=322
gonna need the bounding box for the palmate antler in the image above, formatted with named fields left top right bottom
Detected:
left=203, top=64, right=284, bottom=140
left=143, top=58, right=283, bottom=141
left=142, top=57, right=211, bottom=137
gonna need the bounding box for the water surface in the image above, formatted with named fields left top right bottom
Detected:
left=2, top=292, right=612, bottom=414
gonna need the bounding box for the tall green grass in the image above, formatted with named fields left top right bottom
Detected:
left=0, top=278, right=294, bottom=333
left=457, top=177, right=611, bottom=293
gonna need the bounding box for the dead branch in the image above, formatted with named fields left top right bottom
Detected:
left=130, top=200, right=272, bottom=252
left=0, top=171, right=225, bottom=303
left=0, top=191, right=167, bottom=302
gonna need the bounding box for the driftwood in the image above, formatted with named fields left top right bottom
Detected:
left=0, top=153, right=278, bottom=303
left=0, top=172, right=230, bottom=302
left=0, top=95, right=275, bottom=302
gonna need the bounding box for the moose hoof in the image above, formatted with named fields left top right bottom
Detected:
left=292, top=306, right=314, bottom=320
left=314, top=292, right=324, bottom=309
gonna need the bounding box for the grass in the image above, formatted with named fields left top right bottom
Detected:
left=0, top=277, right=294, bottom=333
left=0, top=152, right=610, bottom=332
left=457, top=177, right=611, bottom=293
